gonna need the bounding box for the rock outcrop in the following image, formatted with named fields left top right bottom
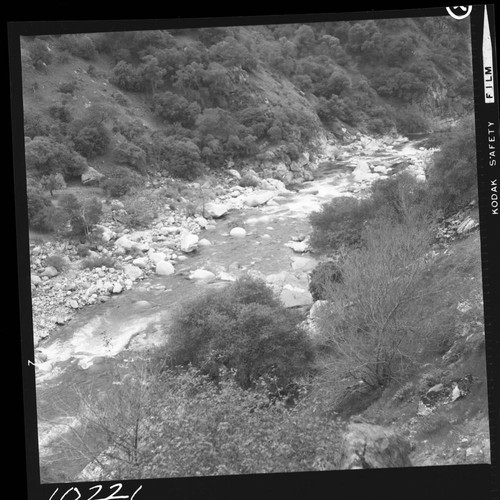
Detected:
left=339, top=421, right=413, bottom=469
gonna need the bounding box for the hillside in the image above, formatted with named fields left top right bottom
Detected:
left=20, top=18, right=473, bottom=199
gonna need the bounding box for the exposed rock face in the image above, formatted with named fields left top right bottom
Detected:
left=339, top=422, right=413, bottom=469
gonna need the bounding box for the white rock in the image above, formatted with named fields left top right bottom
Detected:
left=198, top=238, right=212, bottom=247
left=160, top=226, right=180, bottom=235
left=31, top=274, right=42, bottom=286
left=115, top=236, right=134, bottom=251
left=69, top=300, right=79, bottom=309
left=228, top=168, right=241, bottom=179
left=41, top=266, right=58, bottom=278
left=112, top=283, right=123, bottom=294
left=285, top=240, right=308, bottom=253
left=180, top=232, right=199, bottom=253
left=218, top=271, right=236, bottom=282
left=230, top=227, right=247, bottom=238
left=156, top=261, right=175, bottom=276
left=189, top=269, right=216, bottom=282
left=280, top=284, right=313, bottom=308
left=149, top=251, right=167, bottom=264
left=205, top=202, right=229, bottom=219
left=123, top=264, right=143, bottom=281
left=132, top=257, right=149, bottom=269
left=243, top=190, right=276, bottom=207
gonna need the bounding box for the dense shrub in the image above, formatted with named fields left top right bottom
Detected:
left=309, top=261, right=343, bottom=301
left=165, top=276, right=314, bottom=392
left=427, top=115, right=477, bottom=214
left=101, top=166, right=142, bottom=198
left=48, top=104, right=72, bottom=123
left=121, top=195, right=159, bottom=228
left=24, top=110, right=51, bottom=138
left=56, top=34, right=97, bottom=60
left=394, top=105, right=430, bottom=135
left=309, top=196, right=374, bottom=254
left=26, top=179, right=58, bottom=232
left=58, top=80, right=79, bottom=95
left=153, top=136, right=205, bottom=180
left=72, top=124, right=111, bottom=158
left=69, top=365, right=341, bottom=480
left=25, top=136, right=88, bottom=179
left=45, top=254, right=69, bottom=272
left=113, top=141, right=147, bottom=174
left=153, top=91, right=201, bottom=127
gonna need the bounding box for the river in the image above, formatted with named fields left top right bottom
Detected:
left=33, top=135, right=431, bottom=481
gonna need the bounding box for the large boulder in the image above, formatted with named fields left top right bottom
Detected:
left=339, top=422, right=413, bottom=470
left=179, top=232, right=199, bottom=253
left=189, top=269, right=216, bottom=282
left=81, top=166, right=105, bottom=185
left=123, top=264, right=143, bottom=281
left=205, top=202, right=230, bottom=219
left=230, top=227, right=247, bottom=238
left=243, top=190, right=276, bottom=207
left=156, top=261, right=175, bottom=276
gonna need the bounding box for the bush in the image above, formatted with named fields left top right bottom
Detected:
left=81, top=255, right=115, bottom=269
left=427, top=115, right=477, bottom=214
left=395, top=105, right=430, bottom=135
left=45, top=254, right=69, bottom=272
left=309, top=261, right=343, bottom=301
left=58, top=80, right=78, bottom=95
left=313, top=216, right=435, bottom=390
left=64, top=364, right=341, bottom=480
left=121, top=195, right=159, bottom=228
left=101, top=166, right=142, bottom=198
left=58, top=194, right=102, bottom=238
left=309, top=196, right=373, bottom=254
left=370, top=171, right=429, bottom=223
left=56, top=34, right=97, bottom=60
left=72, top=124, right=111, bottom=159
left=26, top=179, right=58, bottom=232
left=165, top=276, right=314, bottom=393
left=113, top=141, right=147, bottom=174
left=25, top=136, right=88, bottom=179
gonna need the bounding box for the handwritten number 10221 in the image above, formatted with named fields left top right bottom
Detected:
left=49, top=483, right=142, bottom=500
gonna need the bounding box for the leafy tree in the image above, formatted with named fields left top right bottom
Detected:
left=56, top=34, right=97, bottom=60
left=58, top=193, right=102, bottom=237
left=25, top=136, right=88, bottom=179
left=40, top=173, right=66, bottom=197
left=153, top=91, right=201, bottom=127
left=166, top=276, right=314, bottom=392
left=26, top=178, right=58, bottom=232
left=113, top=141, right=147, bottom=174
left=153, top=136, right=205, bottom=180
left=72, top=124, right=111, bottom=159
left=138, top=54, right=166, bottom=96
left=209, top=36, right=257, bottom=71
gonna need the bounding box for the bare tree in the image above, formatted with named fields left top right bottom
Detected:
left=314, top=214, right=448, bottom=392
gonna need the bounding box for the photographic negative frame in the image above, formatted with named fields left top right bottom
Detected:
left=7, top=3, right=500, bottom=499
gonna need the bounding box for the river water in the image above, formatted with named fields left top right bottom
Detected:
left=34, top=136, right=430, bottom=481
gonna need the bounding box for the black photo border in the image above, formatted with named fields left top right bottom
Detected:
left=7, top=3, right=500, bottom=499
